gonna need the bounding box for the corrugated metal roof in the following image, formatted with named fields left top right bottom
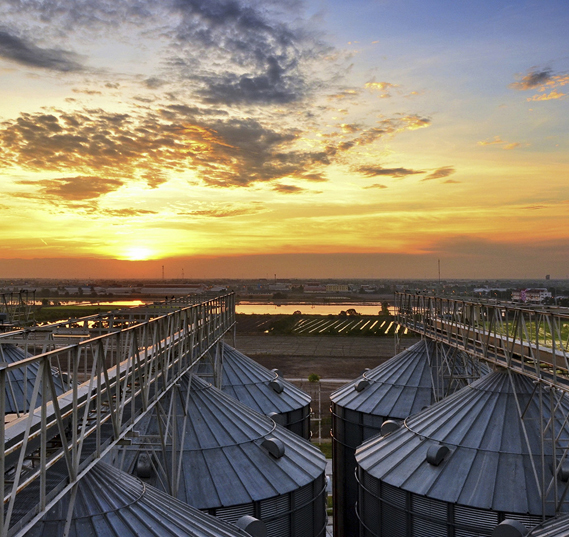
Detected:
left=25, top=462, right=253, bottom=537
left=142, top=374, right=326, bottom=509
left=1, top=344, right=64, bottom=414
left=527, top=514, right=569, bottom=536
left=331, top=339, right=487, bottom=419
left=197, top=343, right=310, bottom=416
left=356, top=370, right=569, bottom=516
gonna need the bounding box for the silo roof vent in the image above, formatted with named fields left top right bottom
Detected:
left=236, top=516, right=267, bottom=537
left=136, top=453, right=153, bottom=478
left=380, top=420, right=401, bottom=437
left=269, top=379, right=284, bottom=394
left=267, top=411, right=285, bottom=426
left=426, top=443, right=450, bottom=466
left=354, top=379, right=370, bottom=392
left=261, top=437, right=286, bottom=459
left=491, top=519, right=529, bottom=537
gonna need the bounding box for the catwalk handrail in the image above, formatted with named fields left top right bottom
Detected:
left=1, top=293, right=235, bottom=537
left=395, top=292, right=569, bottom=391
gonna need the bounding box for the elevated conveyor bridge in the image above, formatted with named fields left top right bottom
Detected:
left=395, top=292, right=569, bottom=516
left=1, top=293, right=235, bottom=537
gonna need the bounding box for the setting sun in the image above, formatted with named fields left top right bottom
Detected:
left=123, top=247, right=155, bottom=262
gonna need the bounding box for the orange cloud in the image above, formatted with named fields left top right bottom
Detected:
left=365, top=82, right=398, bottom=91
left=477, top=136, right=522, bottom=149
left=510, top=68, right=569, bottom=102
left=527, top=91, right=565, bottom=101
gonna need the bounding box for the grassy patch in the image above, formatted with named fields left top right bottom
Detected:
left=314, top=442, right=332, bottom=459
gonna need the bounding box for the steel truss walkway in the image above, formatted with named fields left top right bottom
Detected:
left=395, top=292, right=569, bottom=517
left=1, top=294, right=235, bottom=537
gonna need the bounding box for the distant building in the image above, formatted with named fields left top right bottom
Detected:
left=326, top=283, right=349, bottom=293
left=304, top=282, right=326, bottom=293
left=512, top=288, right=551, bottom=303
left=269, top=282, right=291, bottom=292
left=141, top=284, right=206, bottom=296
left=360, top=285, right=378, bottom=293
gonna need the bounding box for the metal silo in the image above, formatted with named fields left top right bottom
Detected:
left=133, top=374, right=327, bottom=537
left=330, top=339, right=487, bottom=537
left=522, top=514, right=569, bottom=536
left=356, top=370, right=569, bottom=537
left=198, top=342, right=311, bottom=438
left=24, top=462, right=263, bottom=537
left=1, top=343, right=64, bottom=415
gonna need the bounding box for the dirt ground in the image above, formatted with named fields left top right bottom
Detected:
left=225, top=333, right=420, bottom=439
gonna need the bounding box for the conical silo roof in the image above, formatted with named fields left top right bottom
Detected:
left=24, top=462, right=254, bottom=537
left=331, top=339, right=487, bottom=418
left=1, top=343, right=65, bottom=414
left=197, top=343, right=311, bottom=437
left=142, top=374, right=326, bottom=510
left=356, top=370, right=569, bottom=516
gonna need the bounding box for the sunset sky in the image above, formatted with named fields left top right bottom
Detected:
left=1, top=0, right=568, bottom=279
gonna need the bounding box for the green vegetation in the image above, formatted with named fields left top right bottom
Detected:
left=315, top=442, right=332, bottom=459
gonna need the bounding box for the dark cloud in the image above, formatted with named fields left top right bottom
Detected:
left=510, top=67, right=553, bottom=90
left=356, top=165, right=424, bottom=178
left=0, top=29, right=83, bottom=71
left=198, top=62, right=303, bottom=105
left=72, top=88, right=102, bottom=95
left=272, top=184, right=305, bottom=194
left=423, top=166, right=455, bottom=181
left=178, top=203, right=265, bottom=217
left=173, top=0, right=322, bottom=105
left=363, top=183, right=387, bottom=189
left=100, top=208, right=158, bottom=217
left=299, top=173, right=327, bottom=182
left=0, top=0, right=157, bottom=32
left=144, top=77, right=166, bottom=89
left=17, top=176, right=123, bottom=200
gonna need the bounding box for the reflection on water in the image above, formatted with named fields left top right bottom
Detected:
left=73, top=300, right=147, bottom=307
left=44, top=299, right=392, bottom=315
left=236, top=303, right=392, bottom=315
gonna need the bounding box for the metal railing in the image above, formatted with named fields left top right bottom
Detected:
left=395, top=292, right=569, bottom=390
left=395, top=292, right=569, bottom=515
left=1, top=293, right=235, bottom=537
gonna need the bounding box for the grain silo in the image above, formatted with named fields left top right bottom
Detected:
left=523, top=514, right=569, bottom=536
left=1, top=343, right=64, bottom=415
left=356, top=370, right=569, bottom=536
left=135, top=374, right=327, bottom=537
left=330, top=339, right=487, bottom=537
left=24, top=462, right=264, bottom=537
left=197, top=342, right=311, bottom=438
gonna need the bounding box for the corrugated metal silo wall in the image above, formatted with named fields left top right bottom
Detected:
left=331, top=404, right=383, bottom=537
left=357, top=472, right=544, bottom=537
left=204, top=473, right=328, bottom=537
